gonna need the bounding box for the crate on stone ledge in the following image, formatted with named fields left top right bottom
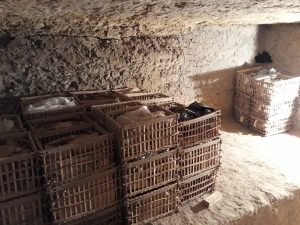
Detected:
left=248, top=114, right=293, bottom=136
left=94, top=104, right=178, bottom=162
left=0, top=133, right=42, bottom=202
left=236, top=67, right=265, bottom=95
left=0, top=192, right=47, bottom=225
left=111, top=87, right=146, bottom=102
left=33, top=123, right=114, bottom=185
left=65, top=203, right=124, bottom=225
left=70, top=90, right=120, bottom=111
left=159, top=102, right=221, bottom=149
left=250, top=97, right=296, bottom=120
left=179, top=168, right=217, bottom=204
left=122, top=147, right=179, bottom=198
left=21, top=93, right=81, bottom=121
left=49, top=167, right=122, bottom=224
left=27, top=112, right=93, bottom=134
left=125, top=183, right=179, bottom=225
left=124, top=92, right=174, bottom=105
left=179, top=138, right=221, bottom=179
left=234, top=90, right=251, bottom=112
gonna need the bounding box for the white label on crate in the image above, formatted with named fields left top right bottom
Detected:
left=254, top=120, right=257, bottom=127
left=258, top=104, right=262, bottom=111
left=240, top=116, right=244, bottom=123
left=244, top=78, right=249, bottom=84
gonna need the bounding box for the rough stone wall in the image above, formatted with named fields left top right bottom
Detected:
left=0, top=25, right=259, bottom=114
left=257, top=24, right=300, bottom=130
left=180, top=25, right=258, bottom=115
left=0, top=35, right=183, bottom=97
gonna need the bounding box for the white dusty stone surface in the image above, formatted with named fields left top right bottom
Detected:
left=1, top=0, right=300, bottom=38
left=0, top=25, right=258, bottom=116
left=153, top=116, right=300, bottom=225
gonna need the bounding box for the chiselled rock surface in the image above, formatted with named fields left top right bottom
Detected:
left=1, top=0, right=300, bottom=38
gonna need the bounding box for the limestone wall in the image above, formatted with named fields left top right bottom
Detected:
left=0, top=25, right=258, bottom=114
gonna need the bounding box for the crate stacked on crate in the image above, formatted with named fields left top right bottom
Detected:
left=112, top=88, right=173, bottom=105
left=27, top=112, right=122, bottom=224
left=92, top=102, right=180, bottom=225
left=235, top=67, right=300, bottom=136
left=21, top=93, right=81, bottom=121
left=0, top=132, right=47, bottom=225
left=70, top=90, right=121, bottom=111
left=159, top=102, right=221, bottom=204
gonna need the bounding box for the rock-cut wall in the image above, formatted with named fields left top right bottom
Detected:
left=0, top=25, right=259, bottom=115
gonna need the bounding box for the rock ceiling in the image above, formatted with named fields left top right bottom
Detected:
left=1, top=0, right=300, bottom=38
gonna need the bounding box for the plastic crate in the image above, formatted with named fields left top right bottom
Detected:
left=248, top=114, right=293, bottom=136
left=0, top=114, right=25, bottom=135
left=49, top=167, right=122, bottom=224
left=70, top=90, right=120, bottom=110
left=236, top=67, right=265, bottom=95
left=124, top=92, right=173, bottom=105
left=0, top=192, right=46, bottom=225
left=27, top=112, right=93, bottom=134
left=34, top=123, right=114, bottom=185
left=250, top=97, right=295, bottom=120
left=21, top=94, right=81, bottom=121
left=252, top=74, right=300, bottom=102
left=65, top=204, right=123, bottom=225
left=179, top=168, right=217, bottom=203
left=91, top=101, right=142, bottom=121
left=234, top=90, right=251, bottom=112
left=0, top=133, right=41, bottom=202
left=112, top=88, right=145, bottom=102
left=125, top=183, right=179, bottom=225
left=178, top=111, right=221, bottom=149
left=98, top=105, right=178, bottom=162
left=233, top=106, right=249, bottom=127
left=179, top=138, right=221, bottom=179
left=122, top=148, right=179, bottom=198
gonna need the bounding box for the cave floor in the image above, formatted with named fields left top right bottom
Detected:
left=153, top=115, right=300, bottom=225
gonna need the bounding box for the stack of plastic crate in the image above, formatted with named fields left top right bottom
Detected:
left=0, top=113, right=46, bottom=225
left=160, top=102, right=221, bottom=204
left=92, top=102, right=180, bottom=225
left=235, top=67, right=300, bottom=136
left=27, top=112, right=123, bottom=224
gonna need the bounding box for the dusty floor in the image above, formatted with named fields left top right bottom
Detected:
left=154, top=115, right=300, bottom=225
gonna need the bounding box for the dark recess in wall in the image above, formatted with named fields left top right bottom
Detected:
left=255, top=51, right=273, bottom=63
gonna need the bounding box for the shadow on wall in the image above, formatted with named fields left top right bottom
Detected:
left=188, top=64, right=262, bottom=116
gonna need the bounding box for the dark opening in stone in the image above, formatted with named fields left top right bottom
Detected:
left=255, top=51, right=273, bottom=63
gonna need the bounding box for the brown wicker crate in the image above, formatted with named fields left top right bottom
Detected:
left=0, top=133, right=41, bottom=202
left=179, top=168, right=217, bottom=203
left=125, top=183, right=179, bottom=225
left=252, top=74, right=300, bottom=102
left=49, top=167, right=122, bottom=224
left=21, top=94, right=81, bottom=121
left=100, top=105, right=178, bottom=162
left=233, top=106, right=249, bottom=127
left=70, top=90, right=120, bottom=110
left=236, top=67, right=265, bottom=95
left=0, top=98, right=19, bottom=115
left=124, top=92, right=174, bottom=105
left=27, top=112, right=93, bottom=134
left=234, top=90, right=251, bottom=112
left=0, top=192, right=46, bottom=225
left=123, top=148, right=179, bottom=198
left=0, top=114, right=25, bottom=135
left=91, top=101, right=142, bottom=121
left=178, top=111, right=221, bottom=149
left=112, top=88, right=145, bottom=102
left=248, top=114, right=293, bottom=136
left=34, top=123, right=114, bottom=185
left=179, top=138, right=221, bottom=179
left=65, top=204, right=123, bottom=225
left=250, top=97, right=295, bottom=120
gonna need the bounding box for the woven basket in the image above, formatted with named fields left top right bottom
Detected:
left=233, top=106, right=249, bottom=127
